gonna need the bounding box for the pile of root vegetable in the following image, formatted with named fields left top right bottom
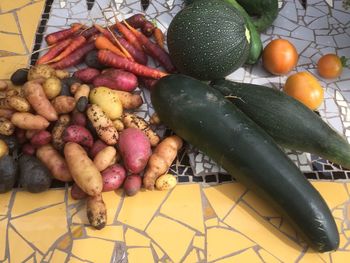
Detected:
left=0, top=14, right=183, bottom=230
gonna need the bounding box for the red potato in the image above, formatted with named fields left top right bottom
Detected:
left=22, top=143, right=36, bottom=155
left=92, top=69, right=138, bottom=92
left=71, top=111, right=87, bottom=127
left=90, top=139, right=108, bottom=159
left=73, top=67, right=100, bottom=84
left=71, top=183, right=88, bottom=200
left=118, top=128, right=152, bottom=173
left=63, top=125, right=94, bottom=148
left=30, top=130, right=52, bottom=147
left=101, top=164, right=126, bottom=192
left=123, top=174, right=142, bottom=196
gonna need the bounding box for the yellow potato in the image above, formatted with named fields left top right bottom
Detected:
left=93, top=146, right=117, bottom=171
left=75, top=84, right=90, bottom=101
left=7, top=96, right=30, bottom=112
left=0, top=139, right=9, bottom=159
left=55, top=69, right=70, bottom=79
left=89, top=87, right=123, bottom=120
left=155, top=174, right=177, bottom=191
left=28, top=64, right=56, bottom=80
left=0, top=117, right=15, bottom=136
left=43, top=77, right=61, bottom=99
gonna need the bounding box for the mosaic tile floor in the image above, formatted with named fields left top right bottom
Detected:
left=1, top=0, right=350, bottom=262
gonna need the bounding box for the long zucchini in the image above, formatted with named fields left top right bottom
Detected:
left=211, top=79, right=350, bottom=169
left=152, top=74, right=339, bottom=252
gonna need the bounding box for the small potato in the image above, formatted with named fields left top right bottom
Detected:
left=0, top=109, right=14, bottom=119
left=51, top=95, right=76, bottom=114
left=71, top=183, right=88, bottom=200
left=87, top=194, right=107, bottom=230
left=63, top=125, right=94, bottom=148
left=15, top=128, right=27, bottom=144
left=52, top=114, right=70, bottom=151
left=93, top=146, right=117, bottom=172
left=73, top=67, right=100, bottom=84
left=71, top=111, right=87, bottom=127
left=28, top=64, right=56, bottom=80
left=55, top=69, right=70, bottom=79
left=0, top=139, right=9, bottom=159
left=6, top=86, right=24, bottom=97
left=70, top=82, right=81, bottom=94
left=0, top=80, right=8, bottom=91
left=89, top=87, right=123, bottom=120
left=150, top=113, right=160, bottom=125
left=74, top=84, right=90, bottom=102
left=90, top=139, right=108, bottom=159
left=101, top=164, right=126, bottom=192
left=0, top=117, right=15, bottom=136
left=113, top=90, right=143, bottom=110
left=155, top=174, right=177, bottom=191
left=7, top=96, right=30, bottom=112
left=30, top=130, right=52, bottom=147
left=112, top=119, right=124, bottom=132
left=0, top=98, right=12, bottom=109
left=43, top=77, right=62, bottom=99
left=11, top=68, right=28, bottom=85
left=123, top=174, right=141, bottom=196
left=11, top=112, right=50, bottom=130
left=22, top=143, right=36, bottom=155
left=25, top=129, right=40, bottom=140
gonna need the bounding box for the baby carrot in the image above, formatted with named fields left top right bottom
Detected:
left=47, top=35, right=86, bottom=63
left=45, top=24, right=83, bottom=45
left=95, top=35, right=126, bottom=58
left=114, top=21, right=143, bottom=51
left=36, top=38, right=72, bottom=65
left=118, top=37, right=148, bottom=65
left=80, top=26, right=99, bottom=39
left=98, top=50, right=168, bottom=79
left=153, top=28, right=164, bottom=49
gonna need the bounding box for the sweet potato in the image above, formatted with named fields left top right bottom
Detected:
left=11, top=112, right=49, bottom=130
left=86, top=194, right=106, bottom=230
left=90, top=139, right=108, bottom=159
left=143, top=136, right=183, bottom=190
left=36, top=144, right=72, bottom=182
left=64, top=142, right=102, bottom=196
left=86, top=104, right=119, bottom=145
left=113, top=90, right=143, bottom=110
left=23, top=81, right=58, bottom=121
left=92, top=69, right=138, bottom=92
left=22, top=143, right=36, bottom=155
left=52, top=114, right=70, bottom=151
left=51, top=95, right=76, bottom=114
left=71, top=111, right=87, bottom=127
left=63, top=125, right=94, bottom=148
left=74, top=84, right=90, bottom=101
left=123, top=174, right=141, bottom=196
left=7, top=96, right=31, bottom=112
left=30, top=130, right=52, bottom=147
left=73, top=67, right=100, bottom=84
left=118, top=128, right=151, bottom=173
left=101, top=164, right=126, bottom=192
left=71, top=183, right=88, bottom=200
left=93, top=146, right=117, bottom=172
left=0, top=117, right=15, bottom=136
left=89, top=87, right=123, bottom=120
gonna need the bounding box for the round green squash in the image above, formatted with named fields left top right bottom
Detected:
left=167, top=0, right=250, bottom=80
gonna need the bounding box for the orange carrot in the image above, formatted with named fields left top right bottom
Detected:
left=94, top=35, right=126, bottom=58
left=153, top=28, right=164, bottom=49
left=114, top=21, right=143, bottom=51
left=36, top=39, right=72, bottom=65
left=45, top=24, right=83, bottom=45
left=98, top=50, right=168, bottom=79
left=47, top=35, right=86, bottom=63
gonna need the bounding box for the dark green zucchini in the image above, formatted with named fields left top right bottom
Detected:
left=211, top=79, right=350, bottom=169
left=152, top=74, right=339, bottom=252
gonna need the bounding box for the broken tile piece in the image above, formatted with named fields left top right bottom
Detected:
left=56, top=233, right=72, bottom=251
left=71, top=238, right=115, bottom=262
left=8, top=226, right=34, bottom=263
left=203, top=183, right=246, bottom=219
left=216, top=248, right=263, bottom=263
left=279, top=219, right=298, bottom=240
left=43, top=250, right=53, bottom=262
left=125, top=228, right=150, bottom=247
left=151, top=242, right=164, bottom=260
left=127, top=247, right=154, bottom=263
left=86, top=225, right=124, bottom=242
left=25, top=255, right=35, bottom=263
left=0, top=218, right=8, bottom=261
left=331, top=251, right=350, bottom=262
left=269, top=218, right=282, bottom=228
left=67, top=256, right=86, bottom=263
left=0, top=192, right=12, bottom=216
left=0, top=0, right=31, bottom=12
left=70, top=225, right=84, bottom=239
left=102, top=190, right=123, bottom=225
left=182, top=249, right=198, bottom=263
left=0, top=55, right=29, bottom=79
left=242, top=191, right=280, bottom=217
left=71, top=204, right=89, bottom=225
left=117, top=189, right=168, bottom=231
left=193, top=235, right=205, bottom=250
left=297, top=248, right=324, bottom=263
left=146, top=215, right=195, bottom=263
left=205, top=218, right=219, bottom=227
left=35, top=251, right=43, bottom=263
left=50, top=249, right=67, bottom=263
left=0, top=33, right=26, bottom=54
left=11, top=203, right=68, bottom=254
left=0, top=13, right=19, bottom=33
left=160, top=184, right=205, bottom=233
left=11, top=189, right=64, bottom=217
left=207, top=227, right=254, bottom=262
left=224, top=202, right=303, bottom=262
left=312, top=182, right=348, bottom=210
left=257, top=249, right=281, bottom=263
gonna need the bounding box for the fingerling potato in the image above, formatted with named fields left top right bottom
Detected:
left=93, top=146, right=117, bottom=172
left=11, top=112, right=49, bottom=130
left=87, top=194, right=106, bottom=230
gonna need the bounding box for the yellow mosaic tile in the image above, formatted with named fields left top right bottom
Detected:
left=127, top=247, right=154, bottom=263
left=117, top=189, right=169, bottom=231
left=216, top=248, right=263, bottom=263
left=205, top=217, right=219, bottom=227
left=71, top=204, right=89, bottom=225
left=182, top=249, right=198, bottom=263
left=224, top=202, right=303, bottom=262
left=345, top=229, right=350, bottom=239
left=299, top=248, right=327, bottom=263
left=16, top=0, right=45, bottom=51
left=70, top=225, right=84, bottom=239
left=50, top=249, right=68, bottom=263
left=67, top=256, right=86, bottom=263
left=333, top=208, right=344, bottom=219
left=125, top=227, right=150, bottom=247
left=86, top=225, right=124, bottom=242
left=0, top=0, right=31, bottom=12
left=0, top=33, right=26, bottom=54
left=43, top=250, right=53, bottom=262
left=151, top=242, right=164, bottom=259
left=102, top=190, right=123, bottom=225
left=11, top=189, right=64, bottom=217
left=269, top=217, right=282, bottom=228
left=204, top=202, right=217, bottom=219
left=203, top=183, right=246, bottom=219
left=279, top=219, right=297, bottom=239
left=25, top=255, right=34, bottom=263
left=242, top=191, right=280, bottom=217
left=207, top=226, right=254, bottom=261
left=193, top=235, right=205, bottom=250
left=71, top=238, right=115, bottom=262
left=0, top=218, right=8, bottom=261
left=0, top=192, right=12, bottom=215
left=56, top=233, right=72, bottom=250
left=198, top=250, right=205, bottom=260
left=339, top=233, right=348, bottom=249
left=257, top=249, right=281, bottom=263
left=8, top=226, right=34, bottom=263
left=35, top=251, right=43, bottom=263
left=312, top=182, right=348, bottom=210
left=331, top=251, right=350, bottom=262
left=10, top=203, right=67, bottom=254
left=0, top=13, right=19, bottom=34
left=160, top=184, right=205, bottom=233
left=146, top=215, right=196, bottom=262
left=0, top=55, right=29, bottom=80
